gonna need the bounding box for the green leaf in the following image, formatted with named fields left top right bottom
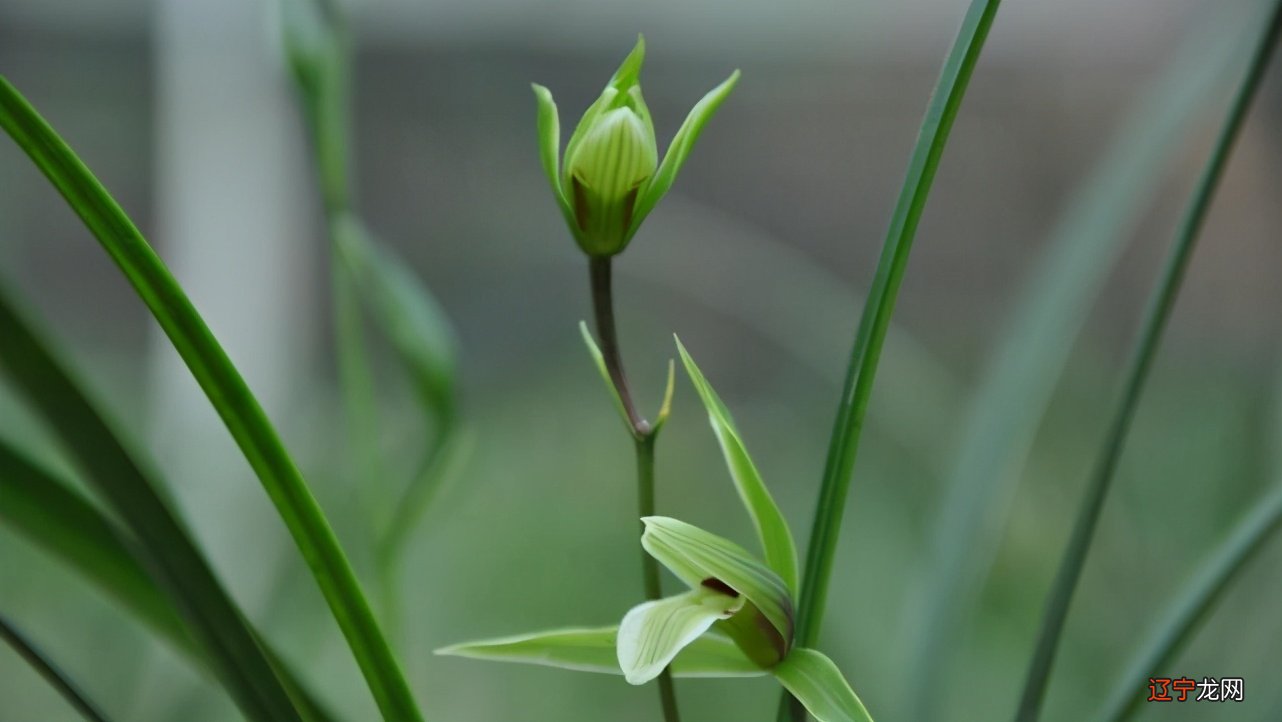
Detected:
left=630, top=68, right=740, bottom=235
left=579, top=321, right=632, bottom=431
left=436, top=626, right=766, bottom=678
left=335, top=214, right=458, bottom=425
left=0, top=75, right=420, bottom=722
left=790, top=0, right=1001, bottom=666
left=904, top=6, right=1275, bottom=719
left=773, top=648, right=874, bottom=722
left=618, top=588, right=745, bottom=685
left=0, top=439, right=338, bottom=722
left=641, top=517, right=793, bottom=647
left=675, top=337, right=798, bottom=595
left=0, top=612, right=114, bottom=722
left=1012, top=6, right=1282, bottom=721
left=531, top=83, right=573, bottom=225
left=1092, top=483, right=1282, bottom=722
left=0, top=290, right=301, bottom=722
left=0, top=440, right=190, bottom=648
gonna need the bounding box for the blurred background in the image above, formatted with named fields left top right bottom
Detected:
left=2, top=0, right=1281, bottom=720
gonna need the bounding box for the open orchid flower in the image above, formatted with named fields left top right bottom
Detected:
left=437, top=337, right=875, bottom=722
left=532, top=35, right=739, bottom=257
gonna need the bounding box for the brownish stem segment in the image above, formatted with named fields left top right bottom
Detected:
left=589, top=256, right=651, bottom=437
left=588, top=256, right=679, bottom=722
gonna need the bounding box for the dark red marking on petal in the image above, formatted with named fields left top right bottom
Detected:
left=700, top=577, right=739, bottom=598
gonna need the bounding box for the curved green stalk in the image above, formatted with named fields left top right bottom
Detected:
left=0, top=612, right=114, bottom=722
left=1012, top=4, right=1282, bottom=719
left=789, top=0, right=1002, bottom=664
left=0, top=77, right=422, bottom=721
left=588, top=257, right=681, bottom=722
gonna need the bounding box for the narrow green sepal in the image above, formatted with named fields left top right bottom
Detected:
left=435, top=626, right=766, bottom=679
left=630, top=68, right=741, bottom=236
left=773, top=648, right=875, bottom=722
left=532, top=83, right=574, bottom=231
left=675, top=337, right=798, bottom=595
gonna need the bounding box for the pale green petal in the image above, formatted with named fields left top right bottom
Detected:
left=773, top=648, right=874, bottom=722
left=675, top=337, right=798, bottom=595
left=630, top=69, right=741, bottom=236
left=531, top=83, right=573, bottom=227
left=618, top=589, right=743, bottom=685
left=435, top=626, right=765, bottom=678
left=562, top=34, right=645, bottom=186
left=641, top=516, right=793, bottom=645
left=563, top=86, right=618, bottom=189
left=578, top=321, right=631, bottom=433
left=565, top=107, right=657, bottom=202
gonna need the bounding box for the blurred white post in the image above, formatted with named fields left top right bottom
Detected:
left=148, top=0, right=312, bottom=587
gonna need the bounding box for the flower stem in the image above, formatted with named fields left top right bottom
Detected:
left=589, top=256, right=679, bottom=722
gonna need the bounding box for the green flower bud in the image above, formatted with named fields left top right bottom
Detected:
left=563, top=99, right=658, bottom=255
left=533, top=35, right=740, bottom=257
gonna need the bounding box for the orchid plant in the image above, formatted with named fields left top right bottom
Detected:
left=437, top=35, right=872, bottom=722
left=438, top=340, right=873, bottom=722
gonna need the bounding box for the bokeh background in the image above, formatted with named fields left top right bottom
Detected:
left=2, top=0, right=1281, bottom=720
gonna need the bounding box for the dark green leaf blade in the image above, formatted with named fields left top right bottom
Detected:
left=0, top=75, right=420, bottom=722
left=0, top=439, right=337, bottom=722
left=0, top=289, right=300, bottom=722
left=0, top=612, right=114, bottom=722
left=791, top=0, right=1003, bottom=663
left=0, top=440, right=191, bottom=649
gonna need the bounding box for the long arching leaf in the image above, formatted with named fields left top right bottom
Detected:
left=790, top=0, right=1003, bottom=677
left=0, top=289, right=300, bottom=722
left=0, top=75, right=421, bottom=721
left=0, top=440, right=337, bottom=722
